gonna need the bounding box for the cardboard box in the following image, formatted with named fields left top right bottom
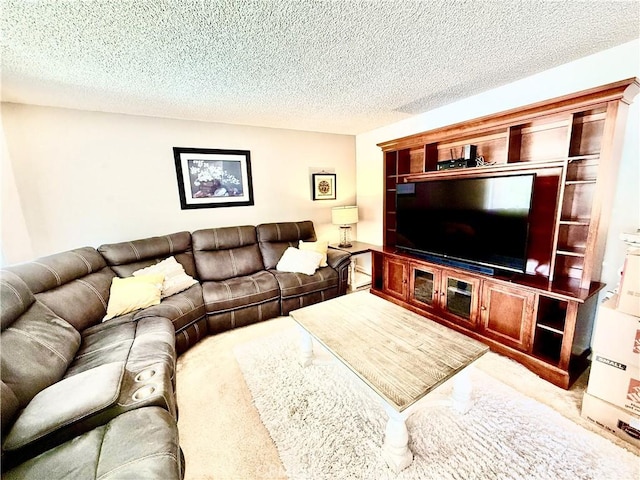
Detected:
left=587, top=354, right=640, bottom=416
left=617, top=249, right=640, bottom=317
left=581, top=392, right=640, bottom=448
left=592, top=295, right=640, bottom=366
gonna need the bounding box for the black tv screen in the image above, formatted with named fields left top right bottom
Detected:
left=396, top=174, right=535, bottom=273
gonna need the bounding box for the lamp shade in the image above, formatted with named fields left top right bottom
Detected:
left=332, top=206, right=358, bottom=225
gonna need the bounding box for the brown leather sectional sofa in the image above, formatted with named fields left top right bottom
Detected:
left=0, top=220, right=350, bottom=479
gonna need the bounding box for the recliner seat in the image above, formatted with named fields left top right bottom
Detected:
left=192, top=225, right=281, bottom=334
left=98, top=231, right=207, bottom=354
left=257, top=221, right=350, bottom=315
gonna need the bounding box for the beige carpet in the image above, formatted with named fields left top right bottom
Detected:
left=176, top=316, right=640, bottom=480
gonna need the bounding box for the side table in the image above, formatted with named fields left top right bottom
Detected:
left=329, top=241, right=381, bottom=292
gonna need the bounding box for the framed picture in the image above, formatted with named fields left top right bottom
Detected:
left=312, top=173, right=337, bottom=200
left=173, top=147, right=254, bottom=209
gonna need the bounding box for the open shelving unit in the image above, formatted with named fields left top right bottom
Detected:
left=373, top=78, right=639, bottom=388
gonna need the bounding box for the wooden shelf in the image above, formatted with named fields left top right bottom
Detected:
left=565, top=180, right=597, bottom=185
left=559, top=219, right=590, bottom=226
left=376, top=78, right=639, bottom=388
left=556, top=247, right=587, bottom=257
left=403, top=158, right=565, bottom=182
left=568, top=154, right=600, bottom=162
left=537, top=323, right=564, bottom=335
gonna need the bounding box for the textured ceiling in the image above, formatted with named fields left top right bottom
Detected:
left=1, top=1, right=639, bottom=134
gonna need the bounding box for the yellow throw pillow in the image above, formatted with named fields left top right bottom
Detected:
left=103, top=274, right=164, bottom=321
left=299, top=240, right=328, bottom=267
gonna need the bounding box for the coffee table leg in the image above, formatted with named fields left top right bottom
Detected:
left=451, top=365, right=473, bottom=414
left=381, top=404, right=413, bottom=473
left=298, top=325, right=314, bottom=367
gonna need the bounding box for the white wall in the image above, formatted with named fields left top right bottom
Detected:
left=1, top=105, right=355, bottom=261
left=356, top=39, right=640, bottom=291
left=1, top=115, right=33, bottom=264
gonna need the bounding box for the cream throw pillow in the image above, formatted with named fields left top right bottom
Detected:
left=103, top=274, right=164, bottom=321
left=133, top=256, right=198, bottom=298
left=276, top=247, right=324, bottom=276
left=299, top=240, right=328, bottom=267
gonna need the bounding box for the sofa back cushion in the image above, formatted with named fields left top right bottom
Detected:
left=1, top=272, right=35, bottom=434
left=192, top=226, right=264, bottom=281
left=98, top=231, right=196, bottom=278
left=0, top=272, right=81, bottom=440
left=0, top=270, right=35, bottom=330
left=257, top=221, right=317, bottom=269
left=4, top=247, right=115, bottom=332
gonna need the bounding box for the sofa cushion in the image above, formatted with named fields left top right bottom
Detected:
left=103, top=275, right=164, bottom=320
left=257, top=221, right=317, bottom=269
left=4, top=247, right=108, bottom=295
left=2, top=407, right=182, bottom=480
left=193, top=226, right=265, bottom=281
left=276, top=247, right=323, bottom=275
left=3, top=248, right=115, bottom=332
left=299, top=239, right=329, bottom=267
left=133, top=256, right=198, bottom=298
left=65, top=316, right=175, bottom=379
left=270, top=266, right=339, bottom=300
left=1, top=301, right=80, bottom=408
left=201, top=270, right=279, bottom=314
left=99, top=231, right=197, bottom=278
left=0, top=271, right=35, bottom=330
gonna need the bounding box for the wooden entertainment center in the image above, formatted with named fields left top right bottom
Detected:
left=371, top=78, right=639, bottom=389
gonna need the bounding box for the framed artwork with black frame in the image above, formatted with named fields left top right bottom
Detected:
left=312, top=173, right=337, bottom=200
left=173, top=147, right=254, bottom=209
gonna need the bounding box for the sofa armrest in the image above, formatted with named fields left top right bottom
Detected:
left=3, top=358, right=176, bottom=469
left=326, top=250, right=351, bottom=296
left=327, top=249, right=350, bottom=270
left=4, top=362, right=125, bottom=455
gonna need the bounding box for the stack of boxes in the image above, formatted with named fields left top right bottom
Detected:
left=581, top=249, right=640, bottom=447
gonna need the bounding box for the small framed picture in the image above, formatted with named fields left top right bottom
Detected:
left=173, top=147, right=254, bottom=209
left=312, top=173, right=337, bottom=200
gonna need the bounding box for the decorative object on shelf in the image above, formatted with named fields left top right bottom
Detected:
left=474, top=155, right=495, bottom=167
left=332, top=205, right=358, bottom=247
left=173, top=147, right=254, bottom=209
left=312, top=173, right=337, bottom=200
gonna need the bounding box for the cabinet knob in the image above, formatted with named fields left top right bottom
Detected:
left=481, top=305, right=487, bottom=311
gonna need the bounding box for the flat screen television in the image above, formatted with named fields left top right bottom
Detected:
left=395, top=173, right=535, bottom=274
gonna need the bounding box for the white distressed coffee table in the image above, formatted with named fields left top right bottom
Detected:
left=290, top=290, right=489, bottom=472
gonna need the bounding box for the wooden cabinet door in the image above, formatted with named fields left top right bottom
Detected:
left=383, top=257, right=408, bottom=301
left=480, top=281, right=535, bottom=351
left=408, top=263, right=440, bottom=312
left=439, top=272, right=480, bottom=327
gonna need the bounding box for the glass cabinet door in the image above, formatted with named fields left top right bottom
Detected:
left=443, top=274, right=479, bottom=323
left=413, top=269, right=436, bottom=306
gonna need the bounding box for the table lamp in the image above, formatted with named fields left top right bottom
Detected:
left=332, top=206, right=358, bottom=248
